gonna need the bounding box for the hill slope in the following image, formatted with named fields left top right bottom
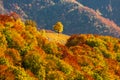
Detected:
left=3, top=0, right=120, bottom=37
left=46, top=32, right=70, bottom=45
left=0, top=14, right=120, bottom=80
left=78, top=0, right=120, bottom=26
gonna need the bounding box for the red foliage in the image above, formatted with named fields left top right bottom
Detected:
left=105, top=58, right=119, bottom=75
left=66, top=34, right=87, bottom=47
left=0, top=65, right=8, bottom=73
left=26, top=69, right=38, bottom=79
left=0, top=65, right=15, bottom=80
left=0, top=14, right=14, bottom=24
left=32, top=46, right=46, bottom=59
left=63, top=53, right=81, bottom=71
left=57, top=43, right=81, bottom=70
left=0, top=12, right=20, bottom=22
left=84, top=73, right=94, bottom=80
left=116, top=68, right=120, bottom=76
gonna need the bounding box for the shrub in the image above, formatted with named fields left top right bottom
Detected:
left=56, top=60, right=73, bottom=75
left=93, top=72, right=103, bottom=80
left=100, top=47, right=111, bottom=58
left=0, top=65, right=15, bottom=80
left=66, top=34, right=84, bottom=47
left=77, top=56, right=92, bottom=67
left=46, top=71, right=64, bottom=80
left=114, top=43, right=120, bottom=53
left=66, top=34, right=92, bottom=47
left=67, top=71, right=85, bottom=80
left=22, top=51, right=45, bottom=80
left=36, top=34, right=48, bottom=48
left=100, top=71, right=111, bottom=80
left=86, top=37, right=106, bottom=48
left=42, top=42, right=58, bottom=55
left=9, top=66, right=35, bottom=80
left=0, top=57, right=9, bottom=65
left=5, top=48, right=21, bottom=66
left=25, top=20, right=37, bottom=28
left=3, top=29, right=25, bottom=50
left=46, top=55, right=73, bottom=75
left=116, top=53, right=120, bottom=62
left=14, top=18, right=25, bottom=32
left=45, top=59, right=58, bottom=73
left=0, top=32, right=7, bottom=51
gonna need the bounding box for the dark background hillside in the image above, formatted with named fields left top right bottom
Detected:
left=78, top=0, right=120, bottom=26
left=2, top=0, right=120, bottom=37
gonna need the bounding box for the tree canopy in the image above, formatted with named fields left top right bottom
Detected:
left=53, top=21, right=63, bottom=33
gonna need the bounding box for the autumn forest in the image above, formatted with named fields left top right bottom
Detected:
left=0, top=13, right=120, bottom=80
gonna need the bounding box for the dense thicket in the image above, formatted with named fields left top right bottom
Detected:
left=0, top=14, right=120, bottom=80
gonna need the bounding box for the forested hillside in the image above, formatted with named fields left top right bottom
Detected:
left=0, top=14, right=120, bottom=80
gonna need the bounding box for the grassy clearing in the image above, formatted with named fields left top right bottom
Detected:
left=45, top=33, right=70, bottom=45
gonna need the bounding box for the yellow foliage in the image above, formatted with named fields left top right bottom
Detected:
left=0, top=32, right=7, bottom=51
left=12, top=31, right=25, bottom=47
left=53, top=22, right=63, bottom=33
left=14, top=18, right=25, bottom=33
left=0, top=24, right=5, bottom=31
left=4, top=22, right=14, bottom=28
left=25, top=20, right=37, bottom=28
left=46, top=71, right=65, bottom=80
left=39, top=29, right=46, bottom=37
left=5, top=48, right=21, bottom=66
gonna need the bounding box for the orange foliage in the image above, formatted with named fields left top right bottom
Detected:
left=77, top=55, right=93, bottom=67
left=63, top=51, right=81, bottom=70
left=84, top=73, right=94, bottom=80
left=70, top=46, right=83, bottom=55
left=31, top=46, right=46, bottom=59
left=11, top=31, right=25, bottom=48
left=0, top=65, right=15, bottom=80
left=0, top=14, right=14, bottom=24
left=57, top=44, right=81, bottom=70
left=5, top=48, right=21, bottom=66
left=13, top=19, right=25, bottom=33
left=106, top=42, right=114, bottom=52
left=116, top=68, right=120, bottom=76
left=0, top=65, right=8, bottom=73
left=0, top=12, right=20, bottom=24
left=70, top=44, right=92, bottom=56
left=105, top=58, right=119, bottom=75
left=26, top=69, right=38, bottom=80
left=63, top=54, right=81, bottom=71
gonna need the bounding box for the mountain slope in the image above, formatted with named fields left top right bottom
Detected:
left=77, top=0, right=120, bottom=26
left=3, top=0, right=120, bottom=38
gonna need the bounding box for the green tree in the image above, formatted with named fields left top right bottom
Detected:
left=53, top=22, right=63, bottom=33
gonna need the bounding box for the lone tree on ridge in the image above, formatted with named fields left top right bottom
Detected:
left=53, top=21, right=63, bottom=34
